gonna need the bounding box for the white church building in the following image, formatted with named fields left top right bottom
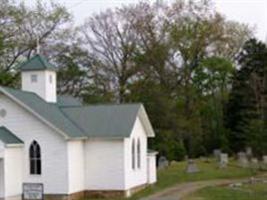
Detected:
left=0, top=54, right=157, bottom=200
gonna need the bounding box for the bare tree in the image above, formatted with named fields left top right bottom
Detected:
left=81, top=8, right=139, bottom=103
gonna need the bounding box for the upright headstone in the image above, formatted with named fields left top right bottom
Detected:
left=251, top=158, right=259, bottom=169
left=170, top=160, right=177, bottom=166
left=158, top=156, right=169, bottom=169
left=262, top=155, right=267, bottom=164
left=219, top=153, right=228, bottom=168
left=186, top=159, right=200, bottom=173
left=238, top=152, right=249, bottom=167
left=213, top=149, right=221, bottom=161
left=200, top=156, right=209, bottom=163
left=246, top=147, right=253, bottom=161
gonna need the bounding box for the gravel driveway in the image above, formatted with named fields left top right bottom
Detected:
left=141, top=178, right=250, bottom=200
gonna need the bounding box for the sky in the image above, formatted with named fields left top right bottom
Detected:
left=26, top=0, right=267, bottom=41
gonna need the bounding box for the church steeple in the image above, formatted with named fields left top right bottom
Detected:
left=20, top=55, right=57, bottom=103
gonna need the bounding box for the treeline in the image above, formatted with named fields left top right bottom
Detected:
left=0, top=0, right=266, bottom=160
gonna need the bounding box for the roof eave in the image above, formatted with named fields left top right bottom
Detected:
left=147, top=151, right=158, bottom=156
left=67, top=136, right=88, bottom=141
left=5, top=143, right=24, bottom=148
left=21, top=68, right=56, bottom=72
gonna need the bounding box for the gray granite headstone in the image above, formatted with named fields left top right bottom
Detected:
left=246, top=147, right=253, bottom=161
left=186, top=159, right=199, bottom=173
left=262, top=155, right=267, bottom=164
left=158, top=156, right=169, bottom=169
left=213, top=149, right=221, bottom=160
left=238, top=152, right=249, bottom=167
left=251, top=158, right=259, bottom=169
left=219, top=153, right=228, bottom=168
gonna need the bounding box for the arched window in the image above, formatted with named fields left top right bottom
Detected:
left=137, top=138, right=141, bottom=169
left=29, top=141, right=41, bottom=175
left=132, top=139, right=135, bottom=170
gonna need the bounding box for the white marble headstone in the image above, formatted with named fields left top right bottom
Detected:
left=186, top=159, right=199, bottom=173
left=262, top=156, right=267, bottom=164
left=219, top=153, right=228, bottom=168
left=213, top=149, right=221, bottom=160
left=158, top=156, right=169, bottom=169
left=238, top=152, right=249, bottom=167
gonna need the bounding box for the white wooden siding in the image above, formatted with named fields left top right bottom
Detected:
left=0, top=94, right=68, bottom=194
left=4, top=147, right=23, bottom=198
left=147, top=154, right=157, bottom=184
left=85, top=139, right=125, bottom=190
left=67, top=140, right=85, bottom=194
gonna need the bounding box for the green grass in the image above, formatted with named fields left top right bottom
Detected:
left=88, top=159, right=257, bottom=200
left=187, top=183, right=267, bottom=200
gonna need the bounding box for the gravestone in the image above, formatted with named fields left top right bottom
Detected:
left=251, top=158, right=259, bottom=169
left=200, top=156, right=210, bottom=163
left=262, top=155, right=267, bottom=164
left=261, top=156, right=267, bottom=170
left=158, top=156, right=169, bottom=169
left=213, top=149, right=221, bottom=161
left=246, top=147, right=253, bottom=161
left=238, top=152, right=249, bottom=167
left=186, top=159, right=199, bottom=173
left=219, top=153, right=228, bottom=168
left=170, top=160, right=177, bottom=166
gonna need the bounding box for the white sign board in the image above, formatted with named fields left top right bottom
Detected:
left=23, top=183, right=44, bottom=200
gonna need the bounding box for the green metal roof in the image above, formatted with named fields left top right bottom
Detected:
left=61, top=104, right=142, bottom=138
left=57, top=95, right=83, bottom=107
left=0, top=87, right=85, bottom=139
left=20, top=54, right=56, bottom=71
left=0, top=87, right=149, bottom=139
left=0, top=126, right=24, bottom=145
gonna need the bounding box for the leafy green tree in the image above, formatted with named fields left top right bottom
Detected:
left=193, top=57, right=234, bottom=152
left=226, top=39, right=267, bottom=153
left=246, top=120, right=267, bottom=156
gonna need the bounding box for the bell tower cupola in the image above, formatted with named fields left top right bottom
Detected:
left=20, top=55, right=57, bottom=103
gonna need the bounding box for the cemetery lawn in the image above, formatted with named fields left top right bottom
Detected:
left=186, top=182, right=267, bottom=200
left=89, top=159, right=259, bottom=200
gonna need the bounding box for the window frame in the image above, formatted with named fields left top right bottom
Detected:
left=31, top=74, right=38, bottom=83
left=137, top=138, right=141, bottom=169
left=132, top=139, right=135, bottom=170
left=29, top=141, right=42, bottom=175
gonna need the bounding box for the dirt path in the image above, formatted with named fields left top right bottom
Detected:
left=141, top=177, right=258, bottom=200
